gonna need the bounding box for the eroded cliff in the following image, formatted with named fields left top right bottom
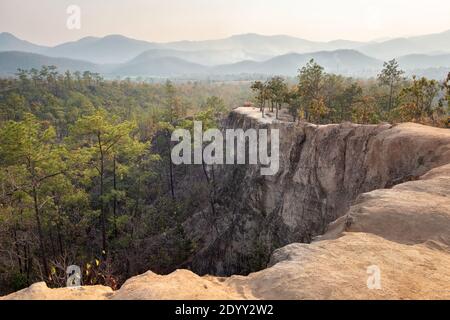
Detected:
left=4, top=162, right=450, bottom=300
left=3, top=107, right=450, bottom=300
left=184, top=107, right=450, bottom=276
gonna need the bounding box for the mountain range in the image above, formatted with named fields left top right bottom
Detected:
left=1, top=30, right=450, bottom=79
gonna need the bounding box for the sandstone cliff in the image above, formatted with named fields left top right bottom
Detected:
left=184, top=107, right=450, bottom=276
left=2, top=108, right=450, bottom=300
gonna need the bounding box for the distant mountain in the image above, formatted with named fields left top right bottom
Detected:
left=3, top=30, right=450, bottom=69
left=0, top=32, right=48, bottom=53
left=0, top=51, right=100, bottom=76
left=359, top=30, right=450, bottom=59
left=404, top=67, right=450, bottom=80
left=164, top=34, right=365, bottom=57
left=112, top=49, right=382, bottom=78
left=325, top=39, right=364, bottom=50
left=130, top=48, right=271, bottom=66
left=164, top=33, right=320, bottom=56
left=113, top=56, right=208, bottom=77
left=397, top=53, right=450, bottom=69
left=0, top=50, right=381, bottom=77
left=213, top=50, right=382, bottom=77
left=44, top=35, right=159, bottom=64
left=1, top=43, right=450, bottom=79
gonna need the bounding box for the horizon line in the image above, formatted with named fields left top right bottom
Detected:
left=2, top=28, right=450, bottom=48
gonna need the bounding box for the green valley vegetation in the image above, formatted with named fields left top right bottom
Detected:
left=0, top=67, right=250, bottom=294
left=251, top=59, right=450, bottom=127
left=0, top=62, right=448, bottom=295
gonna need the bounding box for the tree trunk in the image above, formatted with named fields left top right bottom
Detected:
left=113, top=156, right=118, bottom=237
left=100, top=152, right=107, bottom=255
left=202, top=160, right=217, bottom=217
left=24, top=243, right=31, bottom=285
left=32, top=186, right=50, bottom=280
left=133, top=175, right=141, bottom=219
left=388, top=82, right=394, bottom=112
left=12, top=228, right=23, bottom=273
left=167, top=131, right=175, bottom=200
left=48, top=227, right=57, bottom=259
left=55, top=204, right=64, bottom=257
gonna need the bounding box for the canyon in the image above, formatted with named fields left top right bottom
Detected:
left=2, top=107, right=450, bottom=300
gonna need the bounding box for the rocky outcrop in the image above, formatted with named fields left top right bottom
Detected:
left=223, top=163, right=450, bottom=300
left=321, top=164, right=450, bottom=249
left=2, top=282, right=113, bottom=300
left=3, top=108, right=450, bottom=300
left=184, top=107, right=450, bottom=276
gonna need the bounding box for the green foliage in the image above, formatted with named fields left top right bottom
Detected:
left=298, top=59, right=325, bottom=120
left=0, top=64, right=448, bottom=295
left=351, top=96, right=380, bottom=124
left=251, top=81, right=266, bottom=110
left=394, top=76, right=440, bottom=123
left=250, top=60, right=447, bottom=126
left=9, top=272, right=28, bottom=292
left=377, top=59, right=405, bottom=112
left=0, top=66, right=251, bottom=293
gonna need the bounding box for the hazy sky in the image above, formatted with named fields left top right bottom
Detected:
left=1, top=0, right=450, bottom=45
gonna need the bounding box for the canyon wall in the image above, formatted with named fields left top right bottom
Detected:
left=184, top=108, right=450, bottom=276
left=3, top=108, right=450, bottom=300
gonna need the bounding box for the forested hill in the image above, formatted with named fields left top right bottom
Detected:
left=0, top=68, right=250, bottom=294
left=0, top=63, right=448, bottom=295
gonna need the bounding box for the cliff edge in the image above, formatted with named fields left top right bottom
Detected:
left=2, top=108, right=450, bottom=300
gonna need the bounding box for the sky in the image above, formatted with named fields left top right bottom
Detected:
left=1, top=0, right=450, bottom=46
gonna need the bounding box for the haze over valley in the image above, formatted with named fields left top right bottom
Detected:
left=1, top=30, right=450, bottom=79
left=1, top=0, right=450, bottom=303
